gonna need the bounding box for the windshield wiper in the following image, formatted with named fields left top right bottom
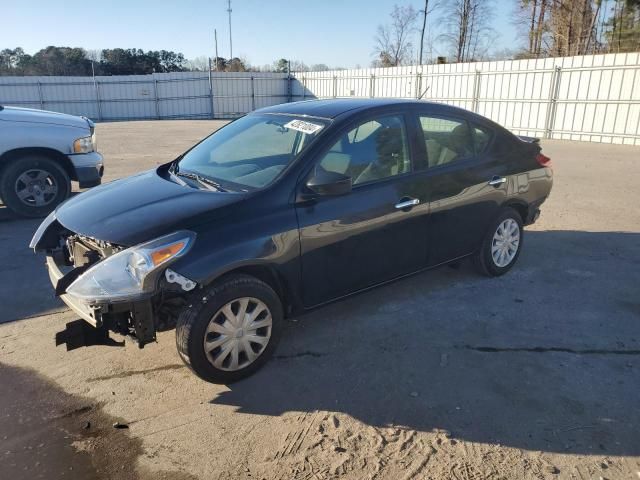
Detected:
left=175, top=171, right=226, bottom=192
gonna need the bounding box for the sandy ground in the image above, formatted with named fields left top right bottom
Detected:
left=1, top=120, right=639, bottom=480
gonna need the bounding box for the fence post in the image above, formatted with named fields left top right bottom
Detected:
left=302, top=77, right=306, bottom=100
left=472, top=70, right=482, bottom=112
left=250, top=76, right=255, bottom=111
left=94, top=80, right=103, bottom=121
left=153, top=79, right=160, bottom=120
left=415, top=72, right=423, bottom=99
left=544, top=66, right=562, bottom=139
left=36, top=81, right=44, bottom=110
left=369, top=74, right=375, bottom=98
left=287, top=74, right=292, bottom=103
left=332, top=75, right=337, bottom=98
left=208, top=58, right=214, bottom=119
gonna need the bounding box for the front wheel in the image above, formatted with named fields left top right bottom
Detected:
left=175, top=274, right=283, bottom=384
left=473, top=208, right=524, bottom=277
left=0, top=155, right=71, bottom=217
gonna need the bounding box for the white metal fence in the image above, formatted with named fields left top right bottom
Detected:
left=1, top=52, right=639, bottom=144
left=0, top=71, right=289, bottom=121
left=295, top=52, right=640, bottom=145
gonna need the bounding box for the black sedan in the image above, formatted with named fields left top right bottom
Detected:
left=31, top=99, right=553, bottom=383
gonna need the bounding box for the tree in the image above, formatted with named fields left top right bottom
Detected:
left=310, top=63, right=330, bottom=71
left=604, top=0, right=640, bottom=52
left=273, top=58, right=290, bottom=73
left=226, top=57, right=248, bottom=72
left=439, top=0, right=494, bottom=62
left=514, top=0, right=549, bottom=56
left=185, top=56, right=210, bottom=71
left=418, top=0, right=438, bottom=64
left=373, top=4, right=419, bottom=67
left=289, top=60, right=309, bottom=72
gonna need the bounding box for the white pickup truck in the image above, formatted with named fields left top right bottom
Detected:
left=0, top=106, right=104, bottom=217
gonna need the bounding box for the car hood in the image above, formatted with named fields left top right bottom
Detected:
left=55, top=168, right=248, bottom=246
left=0, top=106, right=91, bottom=130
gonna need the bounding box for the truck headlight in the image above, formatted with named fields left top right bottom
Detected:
left=66, top=231, right=196, bottom=303
left=73, top=135, right=95, bottom=153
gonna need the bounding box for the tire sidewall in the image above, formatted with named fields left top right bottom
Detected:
left=0, top=155, right=71, bottom=217
left=481, top=208, right=524, bottom=276
left=178, top=277, right=283, bottom=384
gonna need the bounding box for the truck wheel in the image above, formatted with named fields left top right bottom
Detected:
left=473, top=207, right=524, bottom=277
left=0, top=155, right=71, bottom=217
left=176, top=274, right=283, bottom=384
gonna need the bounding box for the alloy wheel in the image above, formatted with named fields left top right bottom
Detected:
left=14, top=169, right=59, bottom=207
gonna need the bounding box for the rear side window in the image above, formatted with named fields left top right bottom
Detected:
left=418, top=116, right=474, bottom=167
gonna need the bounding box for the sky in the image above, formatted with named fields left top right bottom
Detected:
left=3, top=0, right=519, bottom=68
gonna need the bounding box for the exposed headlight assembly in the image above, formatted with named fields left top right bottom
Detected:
left=67, top=231, right=196, bottom=303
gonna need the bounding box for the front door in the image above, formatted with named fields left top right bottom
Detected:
left=296, top=113, right=429, bottom=307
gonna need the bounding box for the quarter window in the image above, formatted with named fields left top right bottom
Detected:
left=318, top=115, right=410, bottom=186
left=419, top=116, right=474, bottom=167
left=472, top=124, right=492, bottom=154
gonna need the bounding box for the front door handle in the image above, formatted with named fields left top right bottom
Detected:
left=488, top=176, right=507, bottom=186
left=395, top=198, right=420, bottom=210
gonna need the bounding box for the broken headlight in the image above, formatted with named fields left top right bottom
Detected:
left=66, top=231, right=196, bottom=303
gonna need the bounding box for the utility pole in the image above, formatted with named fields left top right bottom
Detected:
left=227, top=0, right=233, bottom=59
left=214, top=28, right=219, bottom=71
left=419, top=0, right=429, bottom=65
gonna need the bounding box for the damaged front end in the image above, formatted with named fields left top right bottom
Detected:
left=31, top=212, right=197, bottom=350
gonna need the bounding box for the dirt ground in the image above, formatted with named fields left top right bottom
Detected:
left=1, top=120, right=639, bottom=480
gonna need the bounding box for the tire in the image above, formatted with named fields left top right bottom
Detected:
left=473, top=207, right=524, bottom=277
left=0, top=155, right=71, bottom=217
left=176, top=274, right=283, bottom=384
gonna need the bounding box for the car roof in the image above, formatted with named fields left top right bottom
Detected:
left=254, top=98, right=434, bottom=119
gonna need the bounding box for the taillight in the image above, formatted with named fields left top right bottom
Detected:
left=536, top=153, right=552, bottom=168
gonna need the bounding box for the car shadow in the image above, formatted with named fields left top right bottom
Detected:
left=212, top=230, right=640, bottom=456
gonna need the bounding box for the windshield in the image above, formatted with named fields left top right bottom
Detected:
left=176, top=114, right=328, bottom=190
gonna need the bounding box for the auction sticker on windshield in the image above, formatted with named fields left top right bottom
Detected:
left=284, top=119, right=324, bottom=135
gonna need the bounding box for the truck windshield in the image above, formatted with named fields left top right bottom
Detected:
left=176, top=114, right=328, bottom=190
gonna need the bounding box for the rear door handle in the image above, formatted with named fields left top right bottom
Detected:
left=395, top=198, right=420, bottom=210
left=488, top=176, right=507, bottom=186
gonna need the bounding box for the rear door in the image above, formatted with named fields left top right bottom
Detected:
left=415, top=112, right=508, bottom=266
left=295, top=112, right=429, bottom=307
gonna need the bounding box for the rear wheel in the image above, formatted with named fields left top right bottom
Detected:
left=175, top=274, right=283, bottom=384
left=474, top=207, right=523, bottom=277
left=0, top=155, right=71, bottom=217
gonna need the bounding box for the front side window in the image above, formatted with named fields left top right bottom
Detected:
left=419, top=115, right=474, bottom=167
left=318, top=115, right=410, bottom=186
left=177, top=114, right=327, bottom=189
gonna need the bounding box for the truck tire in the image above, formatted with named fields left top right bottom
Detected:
left=0, top=154, right=71, bottom=217
left=176, top=274, right=283, bottom=384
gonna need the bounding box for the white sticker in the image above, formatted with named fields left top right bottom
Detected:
left=284, top=119, right=323, bottom=135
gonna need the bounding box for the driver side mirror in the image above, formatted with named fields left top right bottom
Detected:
left=306, top=169, right=352, bottom=196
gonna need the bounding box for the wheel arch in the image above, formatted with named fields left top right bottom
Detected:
left=501, top=200, right=528, bottom=224
left=210, top=263, right=297, bottom=318
left=0, top=147, right=76, bottom=181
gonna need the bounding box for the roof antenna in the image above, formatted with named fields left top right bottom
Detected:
left=418, top=86, right=430, bottom=100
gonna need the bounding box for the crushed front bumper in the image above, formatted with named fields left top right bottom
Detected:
left=46, top=254, right=157, bottom=348
left=47, top=255, right=102, bottom=327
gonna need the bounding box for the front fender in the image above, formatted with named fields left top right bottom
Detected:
left=168, top=207, right=301, bottom=303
